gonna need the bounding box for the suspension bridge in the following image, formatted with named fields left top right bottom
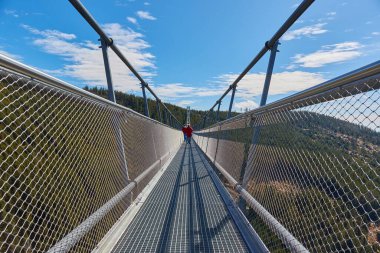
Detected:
left=0, top=0, right=379, bottom=252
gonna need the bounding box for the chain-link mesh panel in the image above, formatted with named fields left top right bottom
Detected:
left=195, top=117, right=253, bottom=186
left=194, top=76, right=380, bottom=252
left=0, top=67, right=182, bottom=252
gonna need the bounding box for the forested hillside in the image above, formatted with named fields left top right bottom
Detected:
left=84, top=86, right=237, bottom=128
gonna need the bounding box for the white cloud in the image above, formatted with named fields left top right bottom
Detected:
left=316, top=12, right=336, bottom=22
left=144, top=2, right=150, bottom=6
left=21, top=24, right=76, bottom=40
left=0, top=49, right=22, bottom=61
left=291, top=3, right=300, bottom=8
left=155, top=70, right=325, bottom=108
left=283, top=23, right=327, bottom=41
left=23, top=23, right=155, bottom=92
left=153, top=83, right=225, bottom=100
left=372, top=32, right=380, bottom=36
left=154, top=83, right=195, bottom=98
left=234, top=100, right=258, bottom=111
left=292, top=41, right=363, bottom=68
left=136, top=11, right=156, bottom=20
left=115, top=1, right=128, bottom=7
left=4, top=9, right=19, bottom=18
left=4, top=9, right=41, bottom=18
left=285, top=64, right=297, bottom=70
left=127, top=17, right=138, bottom=25
left=216, top=71, right=325, bottom=98
left=177, top=100, right=195, bottom=107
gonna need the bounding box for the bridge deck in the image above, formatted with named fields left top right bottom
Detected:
left=111, top=142, right=250, bottom=253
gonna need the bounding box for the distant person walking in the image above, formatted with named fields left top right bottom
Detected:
left=185, top=124, right=193, bottom=144
left=182, top=125, right=187, bottom=142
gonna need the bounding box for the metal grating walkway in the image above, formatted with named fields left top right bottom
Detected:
left=111, top=142, right=250, bottom=253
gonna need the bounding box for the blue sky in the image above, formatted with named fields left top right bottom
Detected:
left=0, top=0, right=379, bottom=111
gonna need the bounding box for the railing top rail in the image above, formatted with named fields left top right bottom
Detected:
left=197, top=60, right=380, bottom=130
left=68, top=0, right=181, bottom=126
left=0, top=54, right=178, bottom=130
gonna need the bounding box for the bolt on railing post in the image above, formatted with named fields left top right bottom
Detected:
left=99, top=38, right=116, bottom=102
left=216, top=100, right=221, bottom=122
left=156, top=99, right=162, bottom=122
left=141, top=83, right=150, bottom=117
left=227, top=85, right=236, bottom=119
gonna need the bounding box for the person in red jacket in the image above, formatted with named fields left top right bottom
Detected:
left=181, top=125, right=187, bottom=142
left=185, top=124, right=193, bottom=144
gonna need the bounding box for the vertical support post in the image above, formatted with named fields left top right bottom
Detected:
left=227, top=85, right=236, bottom=119
left=213, top=124, right=222, bottom=163
left=163, top=109, right=167, bottom=124
left=156, top=100, right=162, bottom=122
left=210, top=108, right=214, bottom=125
left=242, top=40, right=280, bottom=186
left=100, top=37, right=129, bottom=184
left=203, top=116, right=207, bottom=128
left=186, top=106, right=191, bottom=125
left=216, top=100, right=221, bottom=122
left=239, top=40, right=280, bottom=211
left=260, top=41, right=279, bottom=106
left=141, top=83, right=150, bottom=117
left=100, top=38, right=116, bottom=102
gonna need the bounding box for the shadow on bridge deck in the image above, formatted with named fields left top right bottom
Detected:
left=111, top=142, right=250, bottom=253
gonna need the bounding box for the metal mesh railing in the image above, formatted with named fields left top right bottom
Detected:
left=194, top=69, right=380, bottom=252
left=0, top=65, right=182, bottom=252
